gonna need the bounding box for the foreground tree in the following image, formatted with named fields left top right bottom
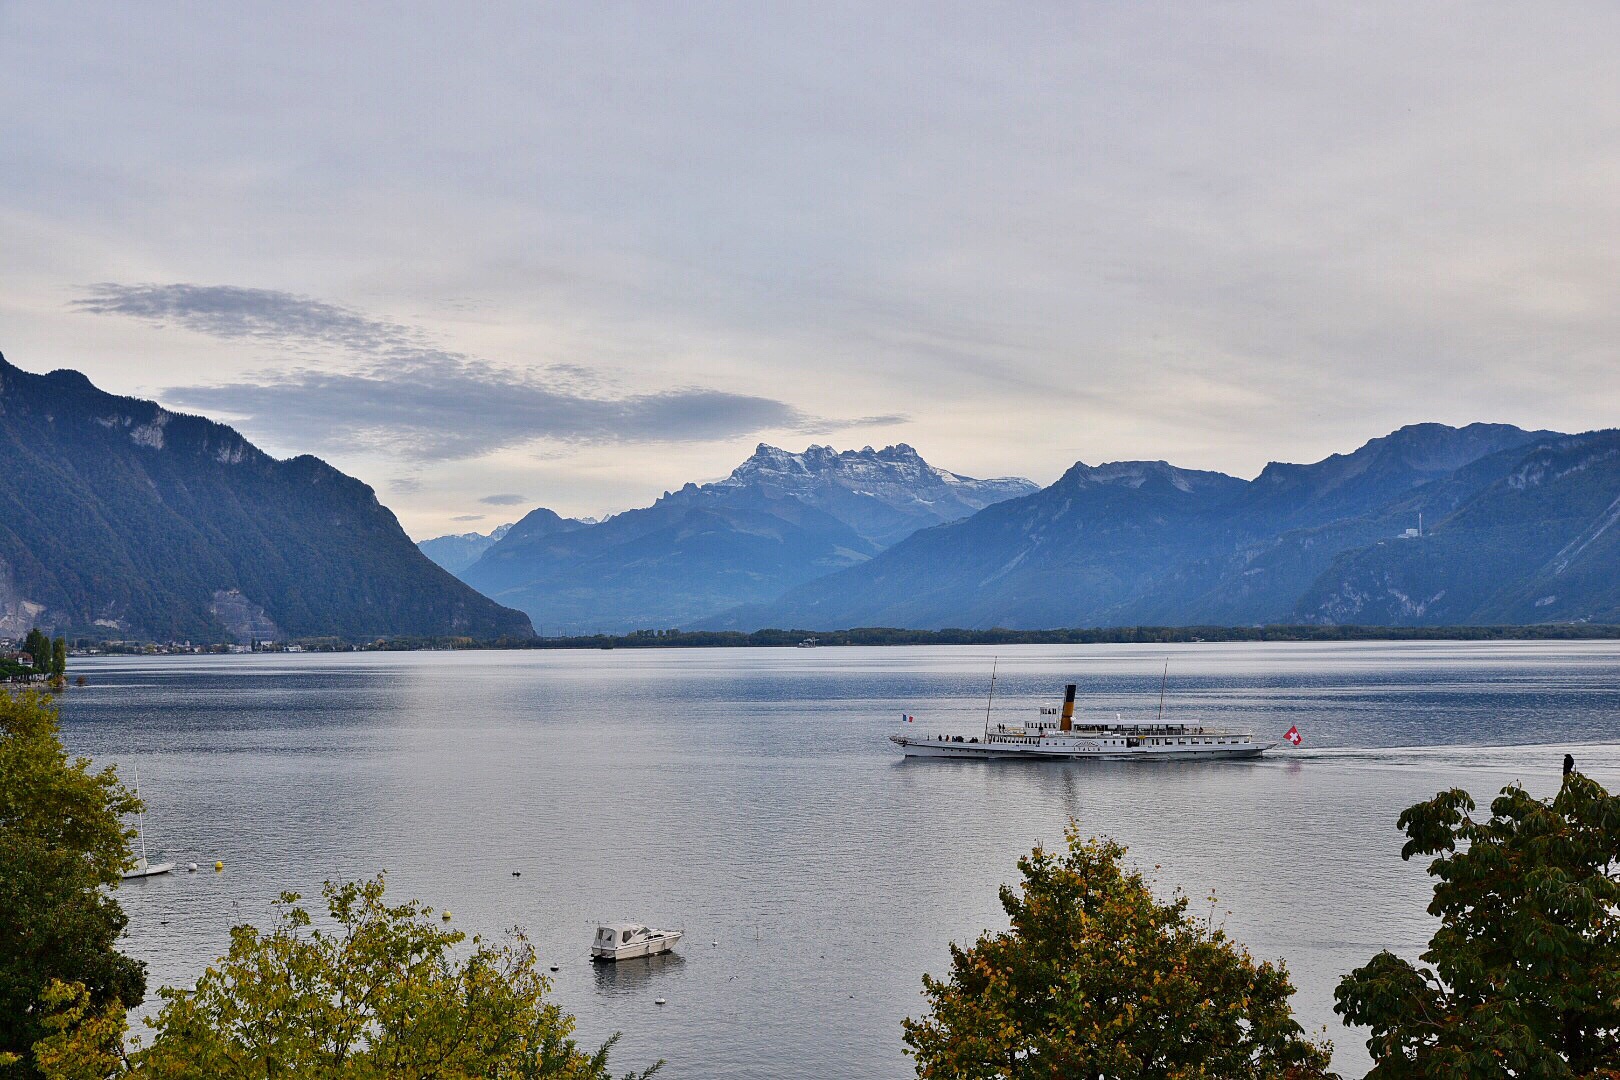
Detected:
left=1336, top=771, right=1620, bottom=1078
left=34, top=875, right=661, bottom=1080
left=904, top=824, right=1335, bottom=1079
left=0, top=689, right=144, bottom=1078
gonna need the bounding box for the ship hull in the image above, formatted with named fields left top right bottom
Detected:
left=591, top=932, right=682, bottom=961
left=890, top=736, right=1273, bottom=761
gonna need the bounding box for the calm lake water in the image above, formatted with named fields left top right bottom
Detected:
left=57, top=641, right=1620, bottom=1079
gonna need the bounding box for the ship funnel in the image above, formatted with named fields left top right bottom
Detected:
left=1060, top=684, right=1077, bottom=732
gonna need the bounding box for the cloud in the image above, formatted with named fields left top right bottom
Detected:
left=31, top=3, right=1620, bottom=529
left=161, top=362, right=815, bottom=461
left=478, top=493, right=527, bottom=506
left=451, top=514, right=486, bottom=522
left=73, top=283, right=894, bottom=461
left=73, top=283, right=418, bottom=353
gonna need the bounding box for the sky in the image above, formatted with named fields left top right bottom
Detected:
left=4, top=3, right=1619, bottom=539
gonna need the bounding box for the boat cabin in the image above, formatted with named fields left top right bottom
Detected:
left=596, top=924, right=650, bottom=948
left=990, top=709, right=1254, bottom=749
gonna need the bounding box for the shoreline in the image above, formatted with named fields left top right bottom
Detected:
left=68, top=621, right=1620, bottom=656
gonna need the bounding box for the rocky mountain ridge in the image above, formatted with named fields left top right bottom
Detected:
left=0, top=354, right=532, bottom=642
left=417, top=523, right=514, bottom=574
left=660, top=442, right=1037, bottom=547
left=456, top=443, right=1036, bottom=633
left=713, top=423, right=1611, bottom=630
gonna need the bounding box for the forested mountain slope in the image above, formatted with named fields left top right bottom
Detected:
left=0, top=354, right=532, bottom=641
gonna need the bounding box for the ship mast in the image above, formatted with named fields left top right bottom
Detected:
left=133, top=763, right=148, bottom=866
left=983, top=657, right=998, bottom=739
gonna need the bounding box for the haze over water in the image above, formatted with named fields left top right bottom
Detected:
left=59, top=641, right=1620, bottom=1079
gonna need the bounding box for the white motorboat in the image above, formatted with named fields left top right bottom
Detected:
left=890, top=679, right=1276, bottom=762
left=591, top=923, right=683, bottom=961
left=120, top=765, right=174, bottom=879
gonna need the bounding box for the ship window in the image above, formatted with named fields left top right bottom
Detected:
left=621, top=930, right=633, bottom=944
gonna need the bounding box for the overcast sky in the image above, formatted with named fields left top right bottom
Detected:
left=4, top=3, right=1618, bottom=538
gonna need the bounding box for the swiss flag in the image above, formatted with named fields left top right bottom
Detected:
left=1284, top=725, right=1302, bottom=746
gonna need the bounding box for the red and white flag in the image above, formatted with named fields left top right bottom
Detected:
left=1284, top=725, right=1302, bottom=746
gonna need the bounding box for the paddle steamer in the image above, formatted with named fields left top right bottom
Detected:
left=889, top=683, right=1273, bottom=761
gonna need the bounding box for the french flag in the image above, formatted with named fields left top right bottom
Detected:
left=901, top=713, right=915, bottom=723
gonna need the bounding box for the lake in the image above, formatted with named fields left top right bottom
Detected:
left=57, top=641, right=1620, bottom=1078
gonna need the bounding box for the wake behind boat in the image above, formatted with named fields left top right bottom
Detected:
left=890, top=682, right=1276, bottom=761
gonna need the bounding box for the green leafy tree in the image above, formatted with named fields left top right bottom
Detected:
left=34, top=875, right=661, bottom=1080
left=1336, top=772, right=1620, bottom=1078
left=28, top=982, right=128, bottom=1080
left=50, top=639, right=66, bottom=680
left=23, top=629, right=51, bottom=676
left=0, top=689, right=144, bottom=1078
left=904, top=824, right=1335, bottom=1079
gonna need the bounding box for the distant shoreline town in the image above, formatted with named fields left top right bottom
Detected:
left=36, top=622, right=1620, bottom=658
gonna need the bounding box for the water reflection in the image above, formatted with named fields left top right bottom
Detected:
left=593, top=952, right=687, bottom=994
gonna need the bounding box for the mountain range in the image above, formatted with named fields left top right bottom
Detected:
left=0, top=354, right=532, bottom=642
left=417, top=523, right=514, bottom=575
left=716, top=423, right=1620, bottom=630
left=448, top=444, right=1036, bottom=634
left=7, top=350, right=1616, bottom=641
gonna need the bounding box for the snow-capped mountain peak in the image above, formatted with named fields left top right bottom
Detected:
left=668, top=443, right=1037, bottom=547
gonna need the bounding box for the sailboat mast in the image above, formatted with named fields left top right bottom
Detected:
left=984, top=658, right=998, bottom=738
left=1156, top=659, right=1169, bottom=725
left=133, top=763, right=148, bottom=864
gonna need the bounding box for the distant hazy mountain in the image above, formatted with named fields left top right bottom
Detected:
left=713, top=458, right=1250, bottom=630
left=718, top=423, right=1588, bottom=630
left=671, top=443, right=1038, bottom=546
left=1126, top=422, right=1562, bottom=624
left=458, top=444, right=1036, bottom=633
left=1300, top=431, right=1620, bottom=625
left=418, top=523, right=514, bottom=574
left=0, top=354, right=533, bottom=642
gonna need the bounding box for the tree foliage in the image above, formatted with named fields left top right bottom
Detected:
left=1336, top=772, right=1620, bottom=1078
left=903, top=824, right=1335, bottom=1079
left=0, top=689, right=144, bottom=1078
left=22, top=628, right=51, bottom=675
left=33, top=875, right=660, bottom=1080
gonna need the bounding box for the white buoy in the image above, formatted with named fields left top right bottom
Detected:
left=187, top=863, right=198, bottom=872
left=655, top=998, right=666, bottom=1005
